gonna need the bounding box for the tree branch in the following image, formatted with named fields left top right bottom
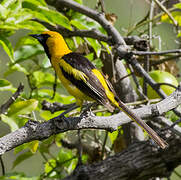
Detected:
left=63, top=134, right=181, bottom=180
left=133, top=49, right=181, bottom=56
left=0, top=84, right=181, bottom=155
left=34, top=19, right=148, bottom=48
left=33, top=19, right=112, bottom=44
left=0, top=83, right=24, bottom=114
left=41, top=100, right=76, bottom=113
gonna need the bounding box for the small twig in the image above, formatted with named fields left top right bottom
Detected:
left=152, top=0, right=178, bottom=27
left=127, top=6, right=176, bottom=35
left=0, top=83, right=24, bottom=114
left=133, top=49, right=181, bottom=56
left=26, top=74, right=36, bottom=99
left=41, top=100, right=76, bottom=113
left=51, top=72, right=57, bottom=99
left=126, top=98, right=161, bottom=106
left=0, top=156, right=5, bottom=176
left=143, top=0, right=154, bottom=96
left=173, top=170, right=181, bottom=178
left=127, top=64, right=148, bottom=100
left=149, top=0, right=155, bottom=47
left=157, top=83, right=178, bottom=89
left=161, top=118, right=181, bottom=132
left=151, top=55, right=181, bottom=66
left=143, top=45, right=149, bottom=97
left=96, top=0, right=105, bottom=13
left=42, top=155, right=76, bottom=178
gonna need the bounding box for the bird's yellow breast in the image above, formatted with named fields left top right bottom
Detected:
left=51, top=57, right=93, bottom=106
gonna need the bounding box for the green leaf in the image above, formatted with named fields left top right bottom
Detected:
left=15, top=36, right=40, bottom=49
left=29, top=140, right=39, bottom=153
left=13, top=151, right=33, bottom=169
left=177, top=31, right=181, bottom=37
left=42, top=56, right=51, bottom=68
left=6, top=10, right=33, bottom=24
left=74, top=0, right=83, bottom=4
left=1, top=0, right=17, bottom=8
left=39, top=137, right=54, bottom=154
left=4, top=63, right=29, bottom=76
left=174, top=2, right=181, bottom=9
left=40, top=110, right=63, bottom=120
left=0, top=172, right=39, bottom=180
left=71, top=19, right=88, bottom=29
left=0, top=4, right=9, bottom=19
left=161, top=11, right=181, bottom=26
left=85, top=53, right=94, bottom=61
left=1, top=114, right=19, bottom=131
left=0, top=35, right=14, bottom=62
left=8, top=0, right=22, bottom=12
left=17, top=20, right=46, bottom=31
left=8, top=99, right=38, bottom=117
left=44, top=159, right=56, bottom=174
left=14, top=143, right=30, bottom=154
left=71, top=18, right=100, bottom=30
left=32, top=71, right=55, bottom=87
left=57, top=149, right=73, bottom=167
left=22, top=1, right=72, bottom=30
left=86, top=38, right=101, bottom=58
left=55, top=134, right=62, bottom=147
left=22, top=0, right=47, bottom=6
left=101, top=41, right=112, bottom=53
left=14, top=44, right=43, bottom=63
left=0, top=79, right=15, bottom=92
left=92, top=58, right=103, bottom=69
left=108, top=130, right=119, bottom=143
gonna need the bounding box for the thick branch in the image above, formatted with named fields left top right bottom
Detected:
left=0, top=85, right=181, bottom=155
left=63, top=135, right=181, bottom=180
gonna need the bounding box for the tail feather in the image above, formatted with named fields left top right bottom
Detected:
left=118, top=100, right=168, bottom=149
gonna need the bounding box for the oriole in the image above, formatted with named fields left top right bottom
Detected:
left=30, top=31, right=167, bottom=149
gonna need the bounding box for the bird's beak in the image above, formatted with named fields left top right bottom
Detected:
left=29, top=34, right=43, bottom=42
left=29, top=34, right=41, bottom=38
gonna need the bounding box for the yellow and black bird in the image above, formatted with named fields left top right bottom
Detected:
left=30, top=31, right=167, bottom=149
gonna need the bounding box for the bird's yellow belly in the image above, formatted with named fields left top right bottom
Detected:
left=53, top=63, right=93, bottom=106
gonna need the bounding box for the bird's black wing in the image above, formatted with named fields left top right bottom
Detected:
left=61, top=52, right=114, bottom=111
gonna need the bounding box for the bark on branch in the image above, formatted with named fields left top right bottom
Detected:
left=0, top=84, right=181, bottom=155
left=63, top=134, right=181, bottom=180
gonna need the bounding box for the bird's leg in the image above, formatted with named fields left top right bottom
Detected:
left=53, top=104, right=78, bottom=121
left=60, top=104, right=78, bottom=117
left=81, top=102, right=97, bottom=113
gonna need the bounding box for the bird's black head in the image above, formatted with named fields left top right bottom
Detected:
left=30, top=34, right=50, bottom=45
left=30, top=33, right=51, bottom=59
